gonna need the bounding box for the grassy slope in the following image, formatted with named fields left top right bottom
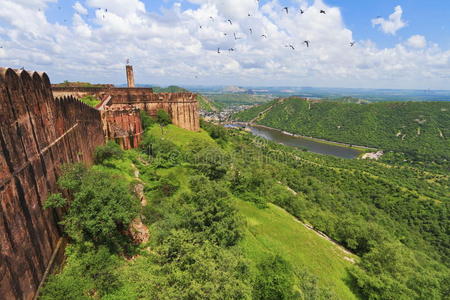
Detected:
left=237, top=200, right=358, bottom=300
left=148, top=124, right=215, bottom=149
left=149, top=124, right=359, bottom=299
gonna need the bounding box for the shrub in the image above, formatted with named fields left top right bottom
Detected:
left=253, top=255, right=295, bottom=300
left=94, top=141, right=124, bottom=164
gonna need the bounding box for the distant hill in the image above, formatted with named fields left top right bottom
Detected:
left=222, top=86, right=248, bottom=93
left=234, top=97, right=450, bottom=170
left=205, top=94, right=273, bottom=108
left=197, top=95, right=218, bottom=112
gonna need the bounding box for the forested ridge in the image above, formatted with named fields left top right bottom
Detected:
left=234, top=98, right=450, bottom=171
left=41, top=114, right=449, bottom=299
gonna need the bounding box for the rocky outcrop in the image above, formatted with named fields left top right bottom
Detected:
left=0, top=68, right=104, bottom=300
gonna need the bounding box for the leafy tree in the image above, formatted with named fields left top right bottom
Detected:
left=94, top=141, right=124, bottom=164
left=191, top=146, right=230, bottom=180
left=140, top=133, right=181, bottom=168
left=44, top=163, right=139, bottom=251
left=140, top=110, right=155, bottom=130
left=156, top=109, right=172, bottom=129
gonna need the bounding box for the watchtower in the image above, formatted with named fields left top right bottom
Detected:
left=126, top=65, right=135, bottom=88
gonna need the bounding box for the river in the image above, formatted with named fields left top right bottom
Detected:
left=226, top=124, right=362, bottom=159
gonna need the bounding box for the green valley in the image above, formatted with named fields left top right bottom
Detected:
left=41, top=116, right=449, bottom=300
left=234, top=98, right=450, bottom=171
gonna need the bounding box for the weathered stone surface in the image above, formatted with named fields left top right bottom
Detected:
left=0, top=68, right=105, bottom=300
left=101, top=106, right=143, bottom=150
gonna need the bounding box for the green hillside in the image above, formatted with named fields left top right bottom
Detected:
left=197, top=95, right=218, bottom=111
left=42, top=121, right=448, bottom=300
left=237, top=200, right=358, bottom=300
left=234, top=98, right=450, bottom=170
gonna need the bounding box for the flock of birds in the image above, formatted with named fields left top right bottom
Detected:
left=0, top=4, right=361, bottom=67
left=207, top=7, right=357, bottom=54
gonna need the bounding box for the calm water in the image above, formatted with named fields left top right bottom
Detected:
left=228, top=124, right=361, bottom=159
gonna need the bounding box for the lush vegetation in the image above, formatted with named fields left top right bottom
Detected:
left=42, top=119, right=449, bottom=299
left=197, top=95, right=218, bottom=111
left=234, top=98, right=450, bottom=171
left=79, top=95, right=101, bottom=107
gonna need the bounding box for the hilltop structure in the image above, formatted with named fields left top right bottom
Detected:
left=0, top=66, right=199, bottom=299
left=52, top=66, right=200, bottom=135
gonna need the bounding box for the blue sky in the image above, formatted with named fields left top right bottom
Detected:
left=42, top=0, right=450, bottom=49
left=0, top=0, right=449, bottom=89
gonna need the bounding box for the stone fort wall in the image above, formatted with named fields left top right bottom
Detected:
left=101, top=106, right=143, bottom=150
left=0, top=68, right=105, bottom=299
left=52, top=87, right=200, bottom=132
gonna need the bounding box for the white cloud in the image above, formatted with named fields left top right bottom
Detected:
left=406, top=35, right=426, bottom=49
left=372, top=5, right=406, bottom=35
left=73, top=2, right=88, bottom=15
left=0, top=0, right=449, bottom=89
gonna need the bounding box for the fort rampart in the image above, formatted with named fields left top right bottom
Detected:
left=53, top=87, right=200, bottom=132
left=0, top=68, right=105, bottom=299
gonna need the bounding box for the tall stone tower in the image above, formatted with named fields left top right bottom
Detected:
left=126, top=65, right=135, bottom=88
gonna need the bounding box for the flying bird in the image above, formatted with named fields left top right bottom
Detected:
left=283, top=7, right=289, bottom=14
left=304, top=40, right=310, bottom=47
left=320, top=10, right=326, bottom=14
left=248, top=13, right=251, bottom=17
left=300, top=9, right=305, bottom=14
left=261, top=34, right=267, bottom=38
left=350, top=42, right=356, bottom=47
left=249, top=28, right=253, bottom=35
left=199, top=25, right=203, bottom=29
left=285, top=44, right=295, bottom=50
left=227, top=19, right=233, bottom=25
left=228, top=48, right=235, bottom=52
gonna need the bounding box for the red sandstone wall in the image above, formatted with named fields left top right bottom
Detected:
left=101, top=107, right=143, bottom=150
left=51, top=87, right=200, bottom=132
left=108, top=91, right=200, bottom=131
left=0, top=68, right=104, bottom=300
